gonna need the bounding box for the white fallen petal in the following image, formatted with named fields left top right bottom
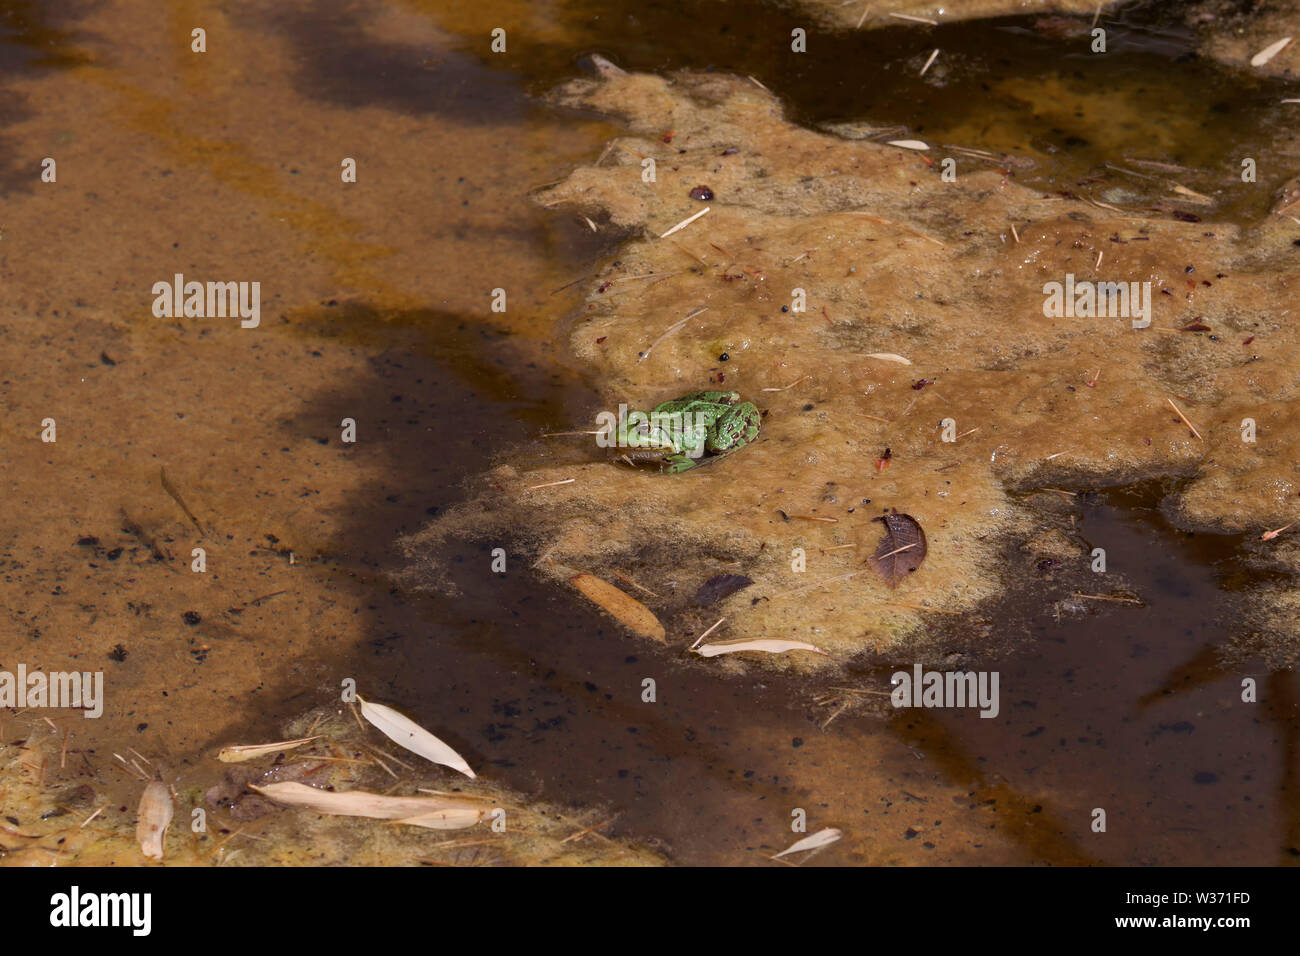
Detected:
left=136, top=781, right=173, bottom=861
left=357, top=696, right=475, bottom=778
left=865, top=352, right=913, bottom=365
left=773, top=827, right=842, bottom=859
left=217, top=736, right=321, bottom=762
left=694, top=638, right=827, bottom=658
left=887, top=139, right=929, bottom=151
left=251, top=782, right=484, bottom=826
left=1251, top=36, right=1292, bottom=67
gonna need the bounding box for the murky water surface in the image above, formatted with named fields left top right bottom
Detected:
left=0, top=0, right=1296, bottom=865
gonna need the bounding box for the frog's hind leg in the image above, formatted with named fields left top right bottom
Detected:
left=706, top=402, right=762, bottom=453
left=662, top=454, right=700, bottom=474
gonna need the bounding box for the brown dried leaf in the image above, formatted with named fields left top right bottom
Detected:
left=867, top=511, right=927, bottom=588
left=569, top=573, right=667, bottom=642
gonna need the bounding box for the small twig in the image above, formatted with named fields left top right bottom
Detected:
left=888, top=12, right=938, bottom=25
left=762, top=375, right=809, bottom=392
left=689, top=617, right=727, bottom=650
left=550, top=273, right=590, bottom=296
left=366, top=748, right=400, bottom=780
left=347, top=698, right=367, bottom=735
left=668, top=240, right=709, bottom=265
left=560, top=815, right=620, bottom=844
left=160, top=467, right=207, bottom=538
left=612, top=570, right=660, bottom=597
left=639, top=307, right=707, bottom=362
left=919, top=49, right=939, bottom=76
left=1166, top=397, right=1203, bottom=441
left=1072, top=592, right=1144, bottom=605
left=247, top=590, right=288, bottom=606
left=525, top=478, right=576, bottom=490
left=876, top=543, right=917, bottom=560
left=821, top=701, right=851, bottom=728
left=79, top=804, right=110, bottom=829
left=659, top=206, right=710, bottom=239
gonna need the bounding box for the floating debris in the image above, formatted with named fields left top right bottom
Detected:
left=867, top=511, right=928, bottom=588
left=639, top=307, right=708, bottom=363
left=357, top=696, right=476, bottom=778
left=526, top=478, right=576, bottom=491
left=1166, top=397, right=1203, bottom=441
left=888, top=13, right=938, bottom=26
left=659, top=206, right=710, bottom=239
left=695, top=574, right=753, bottom=606
left=251, top=782, right=484, bottom=829
left=136, top=781, right=173, bottom=861
left=693, top=637, right=827, bottom=658
left=1251, top=36, right=1292, bottom=67
left=217, top=736, right=321, bottom=763
left=772, top=827, right=843, bottom=859
left=570, top=573, right=667, bottom=642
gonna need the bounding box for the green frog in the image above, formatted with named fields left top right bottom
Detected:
left=614, top=390, right=761, bottom=473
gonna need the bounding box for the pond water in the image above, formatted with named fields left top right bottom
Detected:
left=0, top=0, right=1295, bottom=865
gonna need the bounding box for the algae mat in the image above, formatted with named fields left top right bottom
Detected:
left=403, top=55, right=1300, bottom=673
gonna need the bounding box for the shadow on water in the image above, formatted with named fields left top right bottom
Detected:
left=886, top=482, right=1300, bottom=865
left=243, top=0, right=1300, bottom=222
left=0, top=0, right=97, bottom=196
left=257, top=3, right=525, bottom=122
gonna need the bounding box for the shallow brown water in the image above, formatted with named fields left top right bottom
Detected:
left=0, top=0, right=1297, bottom=866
